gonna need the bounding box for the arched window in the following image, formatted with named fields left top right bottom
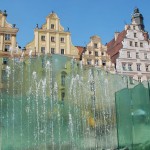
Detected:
left=61, top=71, right=67, bottom=86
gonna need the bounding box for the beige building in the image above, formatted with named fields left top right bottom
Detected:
left=26, top=11, right=79, bottom=59
left=0, top=10, right=18, bottom=52
left=82, top=35, right=114, bottom=72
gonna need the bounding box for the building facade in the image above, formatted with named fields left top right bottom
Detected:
left=107, top=8, right=150, bottom=82
left=0, top=10, right=18, bottom=52
left=26, top=12, right=79, bottom=59
left=82, top=35, right=114, bottom=72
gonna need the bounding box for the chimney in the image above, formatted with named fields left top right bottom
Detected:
left=114, top=32, right=120, bottom=41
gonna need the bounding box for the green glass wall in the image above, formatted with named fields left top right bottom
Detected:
left=116, top=80, right=150, bottom=150
left=0, top=55, right=150, bottom=150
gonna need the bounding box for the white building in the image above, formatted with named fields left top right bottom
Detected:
left=107, top=8, right=150, bottom=82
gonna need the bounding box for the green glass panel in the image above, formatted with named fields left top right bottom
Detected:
left=116, top=88, right=132, bottom=149
left=131, top=81, right=150, bottom=150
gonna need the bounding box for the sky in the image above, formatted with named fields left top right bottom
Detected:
left=1, top=0, right=150, bottom=48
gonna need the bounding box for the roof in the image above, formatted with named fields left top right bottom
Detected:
left=106, top=30, right=127, bottom=64
left=76, top=46, right=85, bottom=55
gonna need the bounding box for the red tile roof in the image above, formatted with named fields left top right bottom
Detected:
left=107, top=30, right=127, bottom=64
left=76, top=46, right=85, bottom=55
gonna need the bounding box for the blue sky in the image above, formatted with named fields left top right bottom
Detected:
left=1, top=0, right=150, bottom=48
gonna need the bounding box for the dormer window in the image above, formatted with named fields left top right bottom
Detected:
left=51, top=24, right=55, bottom=29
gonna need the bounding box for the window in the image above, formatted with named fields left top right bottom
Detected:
left=3, top=58, right=8, bottom=65
left=133, top=26, right=135, bottom=30
left=138, top=77, right=141, bottom=82
left=41, top=47, right=45, bottom=53
left=95, top=51, right=98, bottom=56
left=60, top=37, right=64, bottom=43
left=134, top=33, right=137, bottom=38
left=140, top=42, right=143, bottom=47
left=122, top=63, right=126, bottom=71
left=51, top=48, right=55, bottom=54
left=61, top=72, right=66, bottom=86
left=135, top=42, right=138, bottom=47
left=5, top=34, right=10, bottom=40
left=128, top=64, right=132, bottom=71
left=136, top=52, right=139, bottom=59
left=94, top=43, right=98, bottom=48
left=61, top=49, right=64, bottom=54
left=127, top=52, right=131, bottom=58
left=130, top=41, right=133, bottom=46
left=61, top=92, right=65, bottom=101
left=51, top=36, right=55, bottom=42
left=51, top=24, right=55, bottom=29
left=89, top=51, right=92, bottom=55
left=87, top=59, right=91, bottom=65
left=41, top=36, right=45, bottom=41
left=137, top=64, right=141, bottom=71
left=144, top=53, right=147, bottom=59
left=95, top=59, right=99, bottom=66
left=102, top=60, right=106, bottom=66
left=101, top=52, right=104, bottom=56
left=146, top=65, right=149, bottom=72
left=4, top=45, right=10, bottom=52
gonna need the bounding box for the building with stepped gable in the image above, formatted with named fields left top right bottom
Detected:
left=81, top=35, right=114, bottom=72
left=26, top=11, right=79, bottom=59
left=107, top=8, right=150, bottom=82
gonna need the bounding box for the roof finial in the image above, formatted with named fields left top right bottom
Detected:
left=3, top=10, right=7, bottom=16
left=134, top=7, right=139, bottom=13
left=36, top=24, right=39, bottom=29
left=67, top=27, right=70, bottom=32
